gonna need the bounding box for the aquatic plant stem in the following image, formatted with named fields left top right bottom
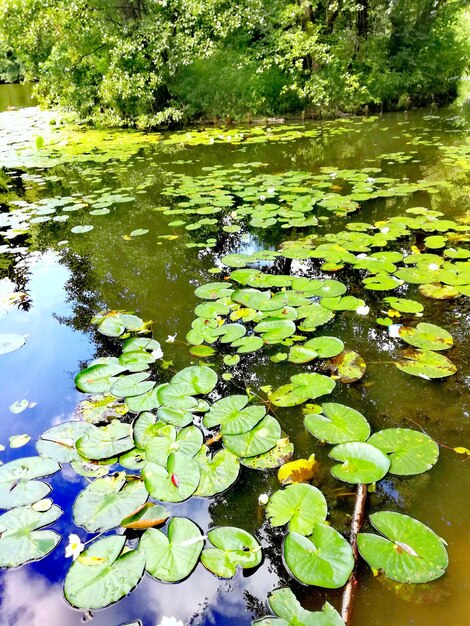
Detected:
left=341, top=483, right=367, bottom=625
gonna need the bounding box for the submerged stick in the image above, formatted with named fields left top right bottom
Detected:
left=341, top=483, right=367, bottom=626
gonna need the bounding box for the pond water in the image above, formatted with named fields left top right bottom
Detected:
left=0, top=84, right=469, bottom=626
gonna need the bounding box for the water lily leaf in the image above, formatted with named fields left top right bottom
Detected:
left=305, top=403, right=370, bottom=444
left=78, top=394, right=128, bottom=423
left=37, top=421, right=92, bottom=462
left=277, top=455, right=318, bottom=485
left=267, top=483, right=327, bottom=535
left=142, top=452, right=200, bottom=502
left=396, top=349, right=457, bottom=378
left=418, top=283, right=459, bottom=299
left=0, top=457, right=60, bottom=509
left=130, top=228, right=149, bottom=237
left=73, top=472, right=148, bottom=532
left=271, top=373, right=336, bottom=407
left=64, top=535, right=145, bottom=609
left=288, top=336, right=344, bottom=363
left=204, top=395, right=265, bottom=435
left=283, top=526, right=354, bottom=588
left=327, top=350, right=366, bottom=383
left=329, top=442, right=390, bottom=484
left=145, top=425, right=203, bottom=466
left=194, top=282, right=233, bottom=300
left=363, top=274, right=402, bottom=291
left=224, top=354, right=240, bottom=366
left=171, top=365, right=218, bottom=394
left=367, top=429, right=439, bottom=475
left=121, top=502, right=169, bottom=529
left=157, top=383, right=198, bottom=410
left=0, top=503, right=62, bottom=567
left=254, top=319, right=296, bottom=343
left=76, top=420, right=134, bottom=460
left=211, top=323, right=246, bottom=344
left=383, top=297, right=424, bottom=314
left=118, top=350, right=155, bottom=372
left=141, top=517, right=204, bottom=582
left=297, top=305, right=334, bottom=331
left=223, top=415, right=281, bottom=457
left=241, top=436, right=294, bottom=470
left=8, top=399, right=30, bottom=414
left=75, top=363, right=126, bottom=394
left=395, top=267, right=438, bottom=285
left=358, top=512, right=448, bottom=583
left=201, top=526, right=262, bottom=578
left=111, top=373, right=155, bottom=399
left=122, top=337, right=161, bottom=353
left=398, top=323, right=453, bottom=351
left=125, top=384, right=163, bottom=412
left=194, top=446, right=240, bottom=496
left=231, top=335, right=264, bottom=353
left=71, top=225, right=93, bottom=234
left=157, top=406, right=194, bottom=427
left=190, top=345, right=216, bottom=357
left=9, top=433, right=31, bottom=448
left=253, top=587, right=345, bottom=626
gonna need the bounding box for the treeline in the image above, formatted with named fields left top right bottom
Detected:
left=0, top=0, right=468, bottom=127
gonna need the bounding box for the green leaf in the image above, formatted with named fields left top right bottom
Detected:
left=267, top=484, right=327, bottom=535
left=367, top=428, right=439, bottom=475
left=201, top=526, right=262, bottom=578
left=358, top=512, right=448, bottom=583
left=194, top=282, right=233, bottom=300
left=204, top=395, right=266, bottom=435
left=271, top=373, right=336, bottom=407
left=118, top=350, right=155, bottom=372
left=0, top=457, right=60, bottom=509
left=223, top=415, right=281, bottom=457
left=145, top=425, right=203, bottom=466
left=73, top=473, right=148, bottom=532
left=194, top=446, right=240, bottom=496
left=64, top=535, right=145, bottom=609
left=418, top=283, right=459, bottom=299
left=283, top=526, right=354, bottom=588
left=329, top=441, right=390, bottom=484
left=327, top=350, right=366, bottom=383
left=288, top=337, right=344, bottom=364
left=171, top=365, right=218, bottom=394
left=396, top=349, right=457, bottom=379
left=141, top=517, right=204, bottom=582
left=37, top=421, right=92, bottom=462
left=383, top=297, right=424, bottom=314
left=0, top=503, right=62, bottom=567
left=254, top=319, right=296, bottom=343
left=231, top=335, right=264, bottom=353
left=75, top=363, right=126, bottom=394
left=142, top=452, right=200, bottom=502
left=305, top=403, right=370, bottom=444
left=398, top=323, right=453, bottom=351
left=111, top=373, right=155, bottom=398
left=254, top=587, right=345, bottom=626
left=76, top=421, right=134, bottom=460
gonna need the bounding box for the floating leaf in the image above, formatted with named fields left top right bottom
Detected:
left=277, top=456, right=318, bottom=485
left=141, top=517, right=204, bottom=582
left=37, top=421, right=92, bottom=462
left=358, top=512, right=448, bottom=583
left=171, top=365, right=218, bottom=394
left=64, top=535, right=145, bottom=609
left=305, top=403, right=370, bottom=444
left=75, top=363, right=126, bottom=394
left=284, top=526, right=354, bottom=588
left=383, top=297, right=424, bottom=314
left=111, top=372, right=155, bottom=398
left=145, top=424, right=203, bottom=466
left=142, top=452, right=200, bottom=502
left=396, top=349, right=457, bottom=378
left=253, top=587, right=345, bottom=626
left=271, top=373, right=336, bottom=407
left=9, top=433, right=31, bottom=448
left=201, top=526, right=262, bottom=578
left=121, top=502, right=169, bottom=529
left=367, top=429, right=439, bottom=475
left=8, top=399, right=30, bottom=414
left=329, top=442, right=390, bottom=484
left=241, top=436, right=294, bottom=470
left=418, top=283, right=459, bottom=300
left=267, top=484, right=327, bottom=535
left=0, top=457, right=60, bottom=509
left=0, top=503, right=62, bottom=567
left=195, top=447, right=240, bottom=496
left=223, top=415, right=281, bottom=457
left=204, top=395, right=265, bottom=435
left=73, top=473, right=148, bottom=532
left=76, top=421, right=133, bottom=460
left=398, top=323, right=453, bottom=351
left=327, top=350, right=366, bottom=383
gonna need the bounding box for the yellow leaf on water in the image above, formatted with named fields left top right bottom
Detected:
left=278, top=455, right=317, bottom=485
left=454, top=446, right=470, bottom=456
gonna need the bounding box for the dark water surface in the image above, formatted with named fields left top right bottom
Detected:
left=0, top=84, right=469, bottom=626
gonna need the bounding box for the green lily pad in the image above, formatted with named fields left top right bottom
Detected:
left=283, top=526, right=354, bottom=588
left=64, top=535, right=145, bottom=609
left=288, top=337, right=344, bottom=363
left=71, top=224, right=94, bottom=234
left=396, top=349, right=457, bottom=379
left=145, top=425, right=203, bottom=466
left=223, top=415, right=281, bottom=457
left=418, top=283, right=459, bottom=299
left=271, top=373, right=336, bottom=407
left=327, top=350, right=366, bottom=383
left=76, top=420, right=134, bottom=460
left=305, top=403, right=370, bottom=444
left=212, top=323, right=247, bottom=343
left=204, top=395, right=266, bottom=435
left=398, top=323, right=453, bottom=351
left=253, top=587, right=345, bottom=626
left=73, top=472, right=148, bottom=532
left=125, top=385, right=163, bottom=413
left=0, top=502, right=62, bottom=567
left=329, top=442, right=390, bottom=484
left=231, top=335, right=264, bottom=353
left=190, top=344, right=216, bottom=357
left=118, top=350, right=155, bottom=372
left=171, top=365, right=218, bottom=394
left=240, top=436, right=294, bottom=470
left=122, top=337, right=161, bottom=353
left=75, top=363, right=126, bottom=394
left=141, top=517, right=204, bottom=582
left=111, top=373, right=155, bottom=398
left=201, top=526, right=262, bottom=578
left=254, top=319, right=296, bottom=343
left=358, top=512, right=448, bottom=583
left=267, top=484, right=327, bottom=535
left=383, top=297, right=424, bottom=314
left=37, top=421, right=92, bottom=462
left=142, top=452, right=200, bottom=502
left=195, top=446, right=240, bottom=496
left=157, top=383, right=198, bottom=410
left=194, top=282, right=233, bottom=300
left=0, top=457, right=60, bottom=509
left=78, top=394, right=128, bottom=424
left=0, top=333, right=26, bottom=355
left=367, top=429, right=439, bottom=475
left=157, top=406, right=194, bottom=428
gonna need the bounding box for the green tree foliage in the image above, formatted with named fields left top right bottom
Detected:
left=0, top=0, right=468, bottom=126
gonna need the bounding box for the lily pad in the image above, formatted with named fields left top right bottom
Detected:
left=171, top=365, right=218, bottom=394
left=398, top=323, right=453, bottom=351
left=283, top=526, right=354, bottom=588
left=37, top=421, right=92, bottom=462
left=0, top=457, right=60, bottom=509
left=75, top=363, right=126, bottom=394
left=194, top=447, right=240, bottom=496
left=64, top=535, right=145, bottom=609
left=201, top=526, right=262, bottom=578
left=305, top=403, right=370, bottom=444
left=73, top=472, right=148, bottom=532
left=223, top=415, right=281, bottom=457
left=253, top=587, right=345, bottom=626
left=204, top=395, right=266, bottom=435
left=241, top=436, right=294, bottom=470
left=396, top=349, right=457, bottom=379
left=327, top=350, right=366, bottom=383
left=357, top=512, right=448, bottom=583
left=141, top=517, right=204, bottom=582
left=111, top=373, right=155, bottom=399
left=271, top=373, right=336, bottom=407
left=267, top=484, right=327, bottom=535
left=142, top=452, right=200, bottom=502
left=76, top=420, right=134, bottom=460
left=367, top=429, right=439, bottom=475
left=329, top=442, right=390, bottom=484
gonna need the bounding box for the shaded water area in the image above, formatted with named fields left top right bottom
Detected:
left=0, top=83, right=469, bottom=626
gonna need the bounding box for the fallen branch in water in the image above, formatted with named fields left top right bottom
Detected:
left=341, top=483, right=367, bottom=626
